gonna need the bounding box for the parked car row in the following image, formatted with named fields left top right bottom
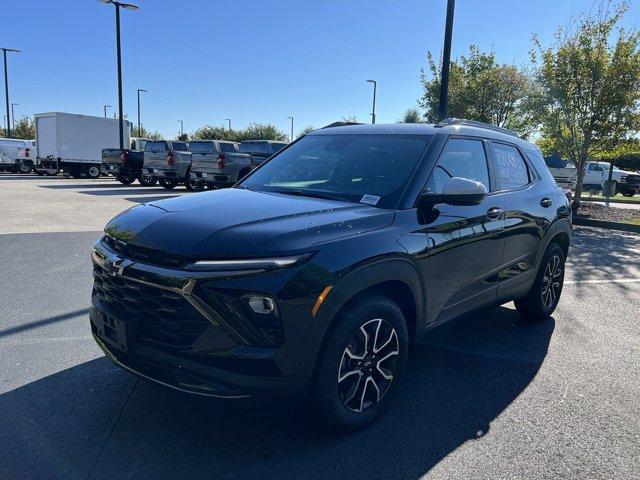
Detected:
left=545, top=155, right=640, bottom=196
left=104, top=138, right=288, bottom=190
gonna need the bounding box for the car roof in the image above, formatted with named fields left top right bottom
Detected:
left=309, top=122, right=535, bottom=151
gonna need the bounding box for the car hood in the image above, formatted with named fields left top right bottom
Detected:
left=104, top=188, right=394, bottom=258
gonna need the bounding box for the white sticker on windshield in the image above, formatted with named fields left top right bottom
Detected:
left=360, top=194, right=381, bottom=206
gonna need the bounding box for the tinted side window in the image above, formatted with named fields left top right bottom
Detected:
left=427, top=138, right=490, bottom=193
left=492, top=143, right=529, bottom=190
left=172, top=142, right=188, bottom=152
left=220, top=142, right=237, bottom=153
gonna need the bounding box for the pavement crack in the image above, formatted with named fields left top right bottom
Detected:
left=87, top=379, right=140, bottom=479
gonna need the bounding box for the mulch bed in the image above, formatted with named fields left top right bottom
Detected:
left=576, top=202, right=640, bottom=223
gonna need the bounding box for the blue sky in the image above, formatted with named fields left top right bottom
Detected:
left=3, top=0, right=639, bottom=138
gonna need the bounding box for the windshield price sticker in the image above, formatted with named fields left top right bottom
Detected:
left=360, top=194, right=381, bottom=205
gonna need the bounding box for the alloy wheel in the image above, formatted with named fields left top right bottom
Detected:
left=337, top=318, right=399, bottom=413
left=541, top=254, right=562, bottom=309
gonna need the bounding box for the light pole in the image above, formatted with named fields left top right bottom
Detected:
left=438, top=0, right=456, bottom=120
left=178, top=120, right=184, bottom=137
left=225, top=118, right=231, bottom=130
left=2, top=48, right=20, bottom=139
left=137, top=88, right=146, bottom=137
left=287, top=116, right=294, bottom=142
left=103, top=104, right=112, bottom=118
left=366, top=80, right=376, bottom=124
left=11, top=103, right=18, bottom=129
left=98, top=0, right=139, bottom=151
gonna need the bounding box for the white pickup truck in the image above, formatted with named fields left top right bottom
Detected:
left=0, top=138, right=36, bottom=173
left=545, top=157, right=640, bottom=197
left=142, top=140, right=196, bottom=190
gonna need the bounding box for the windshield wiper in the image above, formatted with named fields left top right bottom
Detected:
left=270, top=189, right=345, bottom=202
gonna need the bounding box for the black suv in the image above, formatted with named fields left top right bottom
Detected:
left=90, top=119, right=571, bottom=430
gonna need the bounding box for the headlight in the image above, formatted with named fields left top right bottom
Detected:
left=184, top=253, right=311, bottom=272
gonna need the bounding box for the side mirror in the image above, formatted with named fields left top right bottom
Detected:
left=420, top=177, right=488, bottom=207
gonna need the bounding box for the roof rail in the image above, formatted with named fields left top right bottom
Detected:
left=322, top=121, right=363, bottom=129
left=434, top=118, right=519, bottom=137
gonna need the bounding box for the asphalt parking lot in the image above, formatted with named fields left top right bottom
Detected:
left=1, top=174, right=639, bottom=480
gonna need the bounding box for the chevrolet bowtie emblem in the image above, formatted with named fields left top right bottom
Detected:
left=104, top=256, right=133, bottom=277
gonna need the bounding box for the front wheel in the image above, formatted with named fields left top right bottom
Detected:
left=515, top=243, right=565, bottom=321
left=311, top=296, right=409, bottom=432
left=159, top=178, right=178, bottom=190
left=116, top=171, right=136, bottom=185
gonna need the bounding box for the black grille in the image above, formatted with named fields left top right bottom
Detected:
left=103, top=236, right=186, bottom=269
left=92, top=264, right=210, bottom=348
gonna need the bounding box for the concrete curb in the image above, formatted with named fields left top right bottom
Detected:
left=573, top=217, right=640, bottom=234
left=583, top=197, right=640, bottom=206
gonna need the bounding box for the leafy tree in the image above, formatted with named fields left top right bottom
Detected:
left=177, top=133, right=189, bottom=142
left=419, top=45, right=538, bottom=137
left=234, top=123, right=287, bottom=142
left=1, top=116, right=36, bottom=139
left=533, top=0, right=640, bottom=205
left=399, top=108, right=422, bottom=123
left=133, top=125, right=163, bottom=141
left=297, top=125, right=315, bottom=138
left=191, top=125, right=237, bottom=141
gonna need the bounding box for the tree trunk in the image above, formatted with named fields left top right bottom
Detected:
left=572, top=157, right=588, bottom=212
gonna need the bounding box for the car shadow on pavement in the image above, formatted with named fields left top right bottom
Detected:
left=123, top=195, right=180, bottom=204
left=0, top=306, right=553, bottom=480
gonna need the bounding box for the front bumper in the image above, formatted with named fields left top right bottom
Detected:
left=90, top=238, right=338, bottom=402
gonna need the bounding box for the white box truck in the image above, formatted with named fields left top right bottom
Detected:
left=35, top=112, right=131, bottom=178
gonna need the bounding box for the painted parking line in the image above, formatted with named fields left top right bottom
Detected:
left=564, top=278, right=640, bottom=285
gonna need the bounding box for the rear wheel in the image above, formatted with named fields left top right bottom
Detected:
left=311, top=296, right=408, bottom=432
left=19, top=162, right=32, bottom=174
left=117, top=171, right=136, bottom=185
left=184, top=170, right=204, bottom=191
left=515, top=243, right=565, bottom=321
left=87, top=165, right=101, bottom=179
left=138, top=173, right=157, bottom=186
left=159, top=178, right=178, bottom=190
left=237, top=167, right=251, bottom=181
left=621, top=190, right=637, bottom=198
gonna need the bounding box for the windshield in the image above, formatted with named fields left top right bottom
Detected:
left=239, top=134, right=432, bottom=209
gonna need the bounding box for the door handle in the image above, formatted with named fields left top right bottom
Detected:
left=540, top=197, right=552, bottom=208
left=486, top=207, right=504, bottom=220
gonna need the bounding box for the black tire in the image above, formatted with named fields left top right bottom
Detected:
left=19, top=162, right=32, bottom=174
left=138, top=173, right=157, bottom=187
left=159, top=178, right=178, bottom=190
left=621, top=190, right=636, bottom=198
left=45, top=168, right=60, bottom=176
left=514, top=243, right=565, bottom=321
left=117, top=172, right=136, bottom=185
left=86, top=165, right=101, bottom=179
left=311, top=296, right=409, bottom=432
left=184, top=170, right=204, bottom=191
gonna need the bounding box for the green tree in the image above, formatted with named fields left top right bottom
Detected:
left=297, top=125, right=315, bottom=138
left=234, top=123, right=288, bottom=142
left=399, top=108, right=422, bottom=123
left=4, top=116, right=36, bottom=139
left=533, top=0, right=640, bottom=205
left=177, top=133, right=189, bottom=142
left=419, top=45, right=538, bottom=137
left=191, top=125, right=237, bottom=141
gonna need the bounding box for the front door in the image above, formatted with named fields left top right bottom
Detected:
left=423, top=137, right=505, bottom=324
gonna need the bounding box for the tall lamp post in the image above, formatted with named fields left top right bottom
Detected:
left=225, top=118, right=231, bottom=130
left=437, top=0, right=456, bottom=120
left=366, top=79, right=376, bottom=124
left=137, top=88, right=146, bottom=137
left=11, top=103, right=18, bottom=129
left=178, top=120, right=184, bottom=137
left=287, top=116, right=294, bottom=142
left=2, top=47, right=20, bottom=138
left=98, top=0, right=139, bottom=151
left=103, top=104, right=112, bottom=118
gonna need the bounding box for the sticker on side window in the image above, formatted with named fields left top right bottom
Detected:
left=360, top=194, right=380, bottom=206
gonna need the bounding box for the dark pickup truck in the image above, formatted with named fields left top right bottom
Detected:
left=239, top=140, right=288, bottom=167
left=102, top=137, right=156, bottom=186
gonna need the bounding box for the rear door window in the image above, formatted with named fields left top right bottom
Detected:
left=220, top=142, right=238, bottom=153
left=426, top=138, right=490, bottom=193
left=491, top=143, right=530, bottom=190
left=240, top=142, right=269, bottom=154
left=172, top=142, right=188, bottom=152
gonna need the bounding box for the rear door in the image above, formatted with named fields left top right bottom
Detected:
left=488, top=141, right=555, bottom=300
left=425, top=137, right=506, bottom=323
